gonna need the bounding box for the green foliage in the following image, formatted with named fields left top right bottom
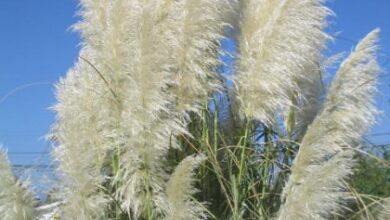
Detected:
left=165, top=94, right=299, bottom=219
left=344, top=146, right=390, bottom=220
left=352, top=148, right=390, bottom=197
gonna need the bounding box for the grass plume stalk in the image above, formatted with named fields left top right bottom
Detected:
left=166, top=154, right=207, bottom=220
left=235, top=0, right=331, bottom=125
left=0, top=148, right=36, bottom=220
left=52, top=0, right=231, bottom=219
left=53, top=0, right=181, bottom=218
left=52, top=60, right=113, bottom=220
left=277, top=29, right=381, bottom=220
left=159, top=0, right=233, bottom=116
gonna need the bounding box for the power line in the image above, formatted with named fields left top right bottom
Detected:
left=365, top=132, right=390, bottom=137
left=8, top=151, right=49, bottom=155
left=12, top=164, right=55, bottom=169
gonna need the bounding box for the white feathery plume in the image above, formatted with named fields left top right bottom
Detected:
left=156, top=0, right=234, bottom=116
left=373, top=197, right=390, bottom=220
left=277, top=29, right=381, bottom=220
left=290, top=53, right=346, bottom=139
left=0, top=148, right=36, bottom=220
left=113, top=0, right=232, bottom=217
left=235, top=0, right=331, bottom=124
left=53, top=0, right=199, bottom=218
left=53, top=0, right=234, bottom=218
left=52, top=0, right=165, bottom=218
left=52, top=0, right=137, bottom=218
left=109, top=1, right=184, bottom=217
left=166, top=155, right=207, bottom=220
left=52, top=61, right=112, bottom=220
left=287, top=63, right=324, bottom=139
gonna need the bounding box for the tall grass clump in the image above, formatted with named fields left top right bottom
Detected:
left=0, top=148, right=36, bottom=220
left=277, top=29, right=381, bottom=220
left=51, top=0, right=232, bottom=219
left=3, top=0, right=383, bottom=219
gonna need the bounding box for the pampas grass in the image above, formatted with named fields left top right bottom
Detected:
left=0, top=148, right=36, bottom=220
left=51, top=61, right=111, bottom=219
left=159, top=0, right=231, bottom=115
left=166, top=154, right=207, bottom=220
left=287, top=63, right=324, bottom=140
left=277, top=29, right=381, bottom=220
left=52, top=0, right=231, bottom=219
left=53, top=0, right=179, bottom=217
left=50, top=0, right=386, bottom=219
left=235, top=0, right=331, bottom=125
left=1, top=0, right=385, bottom=219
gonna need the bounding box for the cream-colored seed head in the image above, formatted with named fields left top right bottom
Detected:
left=277, top=29, right=380, bottom=220
left=236, top=0, right=331, bottom=125
left=166, top=155, right=207, bottom=220
left=0, top=148, right=36, bottom=220
left=52, top=0, right=231, bottom=218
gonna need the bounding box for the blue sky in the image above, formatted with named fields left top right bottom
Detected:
left=0, top=0, right=389, bottom=168
left=0, top=0, right=80, bottom=166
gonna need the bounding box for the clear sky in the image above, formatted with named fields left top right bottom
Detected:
left=0, top=0, right=389, bottom=169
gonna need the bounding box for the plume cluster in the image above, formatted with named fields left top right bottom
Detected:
left=48, top=0, right=385, bottom=219
left=235, top=0, right=331, bottom=124
left=0, top=148, right=36, bottom=220
left=52, top=0, right=230, bottom=219
left=52, top=62, right=112, bottom=220
left=277, top=29, right=381, bottom=220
